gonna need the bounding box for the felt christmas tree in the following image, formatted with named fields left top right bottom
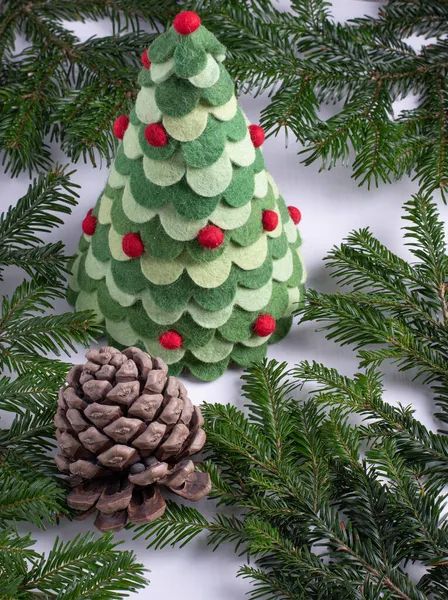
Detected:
left=67, top=11, right=305, bottom=381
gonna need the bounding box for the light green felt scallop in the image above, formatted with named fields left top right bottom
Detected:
left=267, top=205, right=282, bottom=238
left=109, top=228, right=129, bottom=261
left=106, top=318, right=138, bottom=346
left=135, top=86, right=162, bottom=124
left=240, top=332, right=272, bottom=347
left=108, top=165, right=126, bottom=189
left=186, top=253, right=232, bottom=289
left=174, top=36, right=207, bottom=78
left=230, top=235, right=267, bottom=270
left=159, top=204, right=207, bottom=241
left=143, top=151, right=186, bottom=187
left=191, top=336, right=233, bottom=363
left=85, top=249, right=109, bottom=280
left=188, top=302, right=233, bottom=328
left=143, top=338, right=186, bottom=365
left=76, top=290, right=103, bottom=321
left=272, top=248, right=294, bottom=282
left=201, top=63, right=234, bottom=106
left=210, top=95, right=237, bottom=121
left=267, top=173, right=280, bottom=200
left=148, top=28, right=177, bottom=63
left=235, top=280, right=272, bottom=311
left=106, top=270, right=137, bottom=307
left=122, top=182, right=156, bottom=223
left=284, top=219, right=299, bottom=243
left=223, top=166, right=255, bottom=207
left=189, top=54, right=220, bottom=88
left=210, top=201, right=251, bottom=230
left=186, top=150, right=232, bottom=197
left=123, top=124, right=142, bottom=160
left=98, top=195, right=113, bottom=225
left=155, top=77, right=201, bottom=118
left=286, top=286, right=302, bottom=317
left=254, top=170, right=269, bottom=199
left=182, top=117, right=226, bottom=168
left=69, top=255, right=82, bottom=293
left=163, top=105, right=209, bottom=142
left=227, top=133, right=256, bottom=168
left=141, top=292, right=183, bottom=325
left=150, top=57, right=174, bottom=83
left=140, top=252, right=183, bottom=285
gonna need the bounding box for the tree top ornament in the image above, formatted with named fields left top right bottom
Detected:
left=67, top=11, right=306, bottom=381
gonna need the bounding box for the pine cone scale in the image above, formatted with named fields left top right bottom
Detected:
left=55, top=346, right=210, bottom=532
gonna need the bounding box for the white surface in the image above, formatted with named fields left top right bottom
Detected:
left=1, top=1, right=442, bottom=597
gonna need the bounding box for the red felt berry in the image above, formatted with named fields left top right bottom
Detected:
left=122, top=233, right=144, bottom=258
left=113, top=115, right=130, bottom=140
left=173, top=11, right=201, bottom=35
left=197, top=225, right=224, bottom=249
left=288, top=206, right=302, bottom=225
left=253, top=314, right=276, bottom=337
left=141, top=48, right=151, bottom=69
left=159, top=331, right=183, bottom=350
left=262, top=210, right=278, bottom=232
left=82, top=210, right=97, bottom=236
left=144, top=123, right=168, bottom=147
left=248, top=124, right=265, bottom=148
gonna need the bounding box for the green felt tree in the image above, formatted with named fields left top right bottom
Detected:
left=67, top=11, right=305, bottom=381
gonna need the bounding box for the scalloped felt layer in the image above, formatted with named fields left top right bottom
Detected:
left=67, top=18, right=306, bottom=380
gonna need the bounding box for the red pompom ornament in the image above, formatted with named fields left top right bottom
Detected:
left=141, top=49, right=151, bottom=69
left=197, top=225, right=224, bottom=249
left=144, top=123, right=168, bottom=147
left=253, top=314, right=276, bottom=337
left=248, top=124, right=265, bottom=148
left=173, top=11, right=201, bottom=35
left=113, top=115, right=130, bottom=140
left=122, top=233, right=144, bottom=258
left=262, top=210, right=278, bottom=232
left=159, top=331, right=183, bottom=350
left=288, top=206, right=302, bottom=225
left=82, top=209, right=97, bottom=236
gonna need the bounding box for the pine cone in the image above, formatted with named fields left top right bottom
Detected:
left=55, top=346, right=211, bottom=532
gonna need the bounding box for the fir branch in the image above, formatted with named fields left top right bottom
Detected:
left=299, top=192, right=448, bottom=423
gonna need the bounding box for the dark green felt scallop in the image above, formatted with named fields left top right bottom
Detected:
left=66, top=286, right=78, bottom=307
left=173, top=313, right=215, bottom=350
left=270, top=232, right=289, bottom=260
left=223, top=166, right=255, bottom=207
left=114, top=145, right=131, bottom=176
left=186, top=355, right=229, bottom=381
left=171, top=181, right=221, bottom=220
left=286, top=252, right=304, bottom=288
left=110, top=194, right=137, bottom=235
left=130, top=108, right=140, bottom=127
left=138, top=69, right=155, bottom=88
left=97, top=280, right=128, bottom=322
left=147, top=273, right=196, bottom=312
left=193, top=272, right=237, bottom=311
left=138, top=123, right=178, bottom=161
left=129, top=160, right=166, bottom=209
left=266, top=281, right=290, bottom=319
left=174, top=36, right=208, bottom=78
left=104, top=185, right=124, bottom=202
left=182, top=117, right=226, bottom=168
left=155, top=77, right=201, bottom=117
left=148, top=28, right=177, bottom=63
left=91, top=224, right=112, bottom=263
left=268, top=315, right=293, bottom=344
left=187, top=235, right=229, bottom=263
left=193, top=27, right=226, bottom=58
left=111, top=258, right=148, bottom=295
left=231, top=189, right=275, bottom=247
left=78, top=236, right=90, bottom=253
left=235, top=255, right=273, bottom=289
left=224, top=108, right=247, bottom=142
left=231, top=342, right=268, bottom=367
left=139, top=218, right=184, bottom=260
left=219, top=307, right=255, bottom=343
left=201, top=64, right=234, bottom=106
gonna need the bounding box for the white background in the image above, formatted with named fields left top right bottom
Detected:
left=1, top=1, right=443, bottom=597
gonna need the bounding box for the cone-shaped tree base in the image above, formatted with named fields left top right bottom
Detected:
left=67, top=12, right=306, bottom=381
